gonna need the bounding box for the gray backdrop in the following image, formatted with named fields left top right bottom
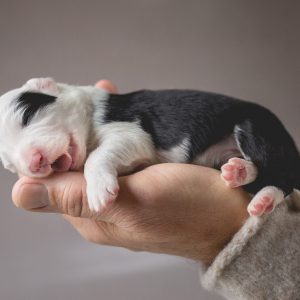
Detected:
left=0, top=1, right=299, bottom=300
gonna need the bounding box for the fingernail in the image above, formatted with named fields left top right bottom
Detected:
left=20, top=183, right=49, bottom=209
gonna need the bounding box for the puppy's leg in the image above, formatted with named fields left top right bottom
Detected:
left=84, top=122, right=156, bottom=211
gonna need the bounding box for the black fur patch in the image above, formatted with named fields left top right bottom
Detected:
left=16, top=92, right=56, bottom=126
left=103, top=89, right=300, bottom=195
left=104, top=90, right=244, bottom=157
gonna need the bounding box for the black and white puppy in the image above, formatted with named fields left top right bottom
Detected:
left=0, top=78, right=299, bottom=216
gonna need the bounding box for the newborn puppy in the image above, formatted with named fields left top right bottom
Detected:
left=0, top=78, right=299, bottom=216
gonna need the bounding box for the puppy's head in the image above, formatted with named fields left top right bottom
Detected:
left=0, top=78, right=92, bottom=177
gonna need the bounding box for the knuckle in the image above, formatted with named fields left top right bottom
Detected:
left=59, top=184, right=87, bottom=217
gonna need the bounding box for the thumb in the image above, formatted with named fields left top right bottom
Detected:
left=12, top=172, right=93, bottom=218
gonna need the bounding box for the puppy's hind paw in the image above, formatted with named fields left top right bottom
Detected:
left=221, top=157, right=257, bottom=188
left=247, top=186, right=284, bottom=217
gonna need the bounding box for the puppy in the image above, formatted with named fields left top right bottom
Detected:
left=0, top=78, right=299, bottom=216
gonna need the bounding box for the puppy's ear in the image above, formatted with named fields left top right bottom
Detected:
left=24, top=78, right=59, bottom=96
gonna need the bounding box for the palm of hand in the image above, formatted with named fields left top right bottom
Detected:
left=55, top=164, right=249, bottom=264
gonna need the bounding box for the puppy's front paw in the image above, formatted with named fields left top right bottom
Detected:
left=221, top=157, right=257, bottom=188
left=247, top=186, right=284, bottom=217
left=86, top=174, right=119, bottom=212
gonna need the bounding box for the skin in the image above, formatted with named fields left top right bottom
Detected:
left=12, top=80, right=250, bottom=266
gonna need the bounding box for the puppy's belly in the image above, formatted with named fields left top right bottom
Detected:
left=155, top=134, right=241, bottom=169
left=193, top=134, right=241, bottom=169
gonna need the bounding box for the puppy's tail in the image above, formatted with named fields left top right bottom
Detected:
left=288, top=156, right=300, bottom=211
left=293, top=154, right=300, bottom=192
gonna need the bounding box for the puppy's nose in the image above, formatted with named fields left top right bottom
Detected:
left=29, top=152, right=49, bottom=174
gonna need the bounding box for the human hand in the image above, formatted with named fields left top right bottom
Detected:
left=12, top=80, right=250, bottom=266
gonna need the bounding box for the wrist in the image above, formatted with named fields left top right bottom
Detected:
left=201, top=192, right=250, bottom=265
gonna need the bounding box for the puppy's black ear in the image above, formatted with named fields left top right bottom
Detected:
left=17, top=92, right=56, bottom=126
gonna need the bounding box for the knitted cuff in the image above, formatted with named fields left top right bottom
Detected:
left=200, top=213, right=265, bottom=290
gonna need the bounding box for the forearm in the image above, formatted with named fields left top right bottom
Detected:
left=201, top=192, right=300, bottom=300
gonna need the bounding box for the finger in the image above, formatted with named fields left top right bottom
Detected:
left=11, top=170, right=142, bottom=223
left=94, top=80, right=118, bottom=93
left=12, top=172, right=94, bottom=218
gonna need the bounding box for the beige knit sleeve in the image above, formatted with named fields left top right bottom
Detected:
left=200, top=190, right=300, bottom=300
